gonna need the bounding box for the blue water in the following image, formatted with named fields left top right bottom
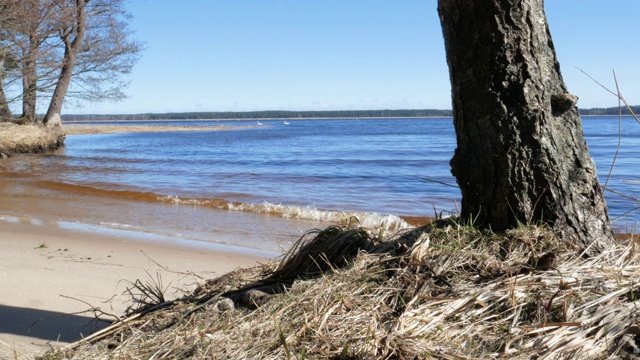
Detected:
left=59, top=118, right=459, bottom=221
left=60, top=117, right=640, bottom=224
left=8, top=116, right=640, bottom=247
left=582, top=116, right=640, bottom=227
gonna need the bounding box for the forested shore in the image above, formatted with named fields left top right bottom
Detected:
left=62, top=109, right=452, bottom=121
left=62, top=106, right=640, bottom=121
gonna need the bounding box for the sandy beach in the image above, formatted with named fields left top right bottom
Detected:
left=0, top=217, right=266, bottom=359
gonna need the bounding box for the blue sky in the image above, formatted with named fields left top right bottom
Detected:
left=67, top=0, right=640, bottom=114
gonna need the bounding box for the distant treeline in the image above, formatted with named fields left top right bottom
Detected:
left=578, top=106, right=640, bottom=116
left=63, top=106, right=639, bottom=121
left=63, top=109, right=453, bottom=121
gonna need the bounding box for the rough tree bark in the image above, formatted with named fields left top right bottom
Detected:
left=44, top=0, right=88, bottom=124
left=0, top=53, right=12, bottom=122
left=0, top=87, right=9, bottom=120
left=21, top=29, right=37, bottom=123
left=438, top=0, right=614, bottom=250
left=0, top=52, right=12, bottom=120
left=0, top=4, right=13, bottom=121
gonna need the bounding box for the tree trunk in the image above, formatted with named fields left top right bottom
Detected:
left=0, top=83, right=11, bottom=121
left=0, top=53, right=13, bottom=121
left=21, top=30, right=38, bottom=123
left=44, top=0, right=88, bottom=124
left=438, top=0, right=613, bottom=250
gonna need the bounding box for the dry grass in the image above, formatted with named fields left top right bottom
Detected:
left=40, top=221, right=640, bottom=359
left=0, top=122, right=65, bottom=155
left=0, top=122, right=243, bottom=154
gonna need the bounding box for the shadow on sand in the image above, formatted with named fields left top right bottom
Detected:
left=0, top=304, right=110, bottom=344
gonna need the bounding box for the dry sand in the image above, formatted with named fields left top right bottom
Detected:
left=0, top=217, right=266, bottom=359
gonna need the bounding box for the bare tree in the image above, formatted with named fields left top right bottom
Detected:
left=43, top=0, right=89, bottom=123
left=16, top=0, right=58, bottom=122
left=65, top=0, right=141, bottom=105
left=438, top=0, right=614, bottom=251
left=0, top=0, right=141, bottom=123
left=0, top=0, right=59, bottom=122
left=0, top=0, right=21, bottom=120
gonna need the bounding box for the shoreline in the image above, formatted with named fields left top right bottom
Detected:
left=62, top=114, right=637, bottom=123
left=62, top=116, right=451, bottom=124
left=0, top=216, right=268, bottom=359
left=63, top=123, right=252, bottom=135
left=61, top=118, right=448, bottom=135
left=60, top=114, right=634, bottom=136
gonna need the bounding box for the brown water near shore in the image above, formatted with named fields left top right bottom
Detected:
left=3, top=151, right=630, bottom=252
left=0, top=154, right=327, bottom=255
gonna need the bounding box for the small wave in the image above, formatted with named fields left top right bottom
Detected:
left=228, top=202, right=414, bottom=232
left=38, top=180, right=423, bottom=232
left=157, top=195, right=232, bottom=209
left=161, top=195, right=416, bottom=231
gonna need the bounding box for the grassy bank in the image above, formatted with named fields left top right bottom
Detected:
left=41, top=221, right=640, bottom=359
left=0, top=123, right=65, bottom=156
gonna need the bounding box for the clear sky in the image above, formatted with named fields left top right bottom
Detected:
left=66, top=0, right=640, bottom=114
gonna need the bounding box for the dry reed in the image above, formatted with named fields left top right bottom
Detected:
left=0, top=122, right=65, bottom=155
left=40, top=221, right=640, bottom=359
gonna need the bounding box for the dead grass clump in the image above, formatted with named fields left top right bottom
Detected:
left=42, top=222, right=640, bottom=359
left=273, top=223, right=378, bottom=278
left=0, top=122, right=65, bottom=155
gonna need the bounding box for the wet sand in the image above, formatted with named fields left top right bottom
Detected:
left=0, top=217, right=267, bottom=359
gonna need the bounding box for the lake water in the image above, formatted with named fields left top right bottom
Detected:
left=2, top=117, right=639, bottom=253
